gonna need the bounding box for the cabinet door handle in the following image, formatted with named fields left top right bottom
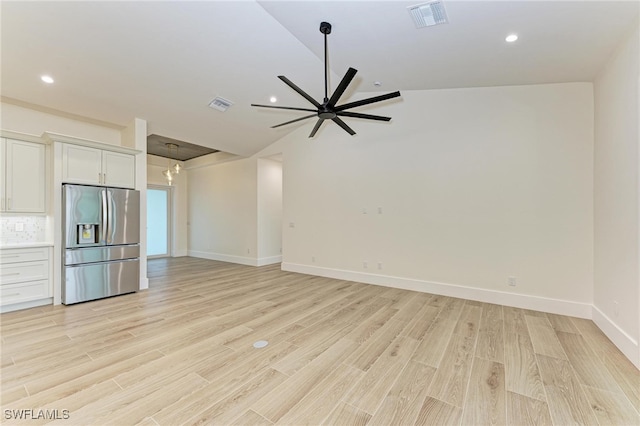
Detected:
left=1, top=272, right=20, bottom=276
left=4, top=293, right=21, bottom=297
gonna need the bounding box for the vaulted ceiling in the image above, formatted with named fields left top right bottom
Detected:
left=1, top=1, right=638, bottom=156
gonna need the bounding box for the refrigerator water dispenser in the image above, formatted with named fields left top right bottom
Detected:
left=77, top=224, right=98, bottom=245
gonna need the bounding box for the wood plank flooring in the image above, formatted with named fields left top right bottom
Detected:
left=1, top=257, right=639, bottom=425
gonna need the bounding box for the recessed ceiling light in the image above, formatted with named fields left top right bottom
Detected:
left=41, top=75, right=54, bottom=84
left=505, top=34, right=518, bottom=43
left=269, top=96, right=277, bottom=103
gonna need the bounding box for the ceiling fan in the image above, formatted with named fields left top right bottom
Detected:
left=251, top=22, right=401, bottom=138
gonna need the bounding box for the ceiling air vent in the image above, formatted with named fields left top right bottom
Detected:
left=208, top=96, right=233, bottom=112
left=408, top=1, right=449, bottom=28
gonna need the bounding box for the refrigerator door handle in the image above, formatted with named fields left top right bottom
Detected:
left=106, top=189, right=114, bottom=244
left=101, top=189, right=108, bottom=244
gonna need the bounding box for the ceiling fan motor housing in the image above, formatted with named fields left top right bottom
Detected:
left=319, top=21, right=332, bottom=34
left=318, top=104, right=336, bottom=119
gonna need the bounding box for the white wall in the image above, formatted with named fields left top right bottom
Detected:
left=257, top=158, right=283, bottom=264
left=187, top=158, right=258, bottom=265
left=279, top=82, right=594, bottom=317
left=593, top=20, right=640, bottom=367
left=187, top=156, right=282, bottom=266
left=1, top=101, right=122, bottom=145
left=147, top=155, right=188, bottom=257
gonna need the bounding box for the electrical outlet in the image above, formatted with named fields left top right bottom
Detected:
left=362, top=208, right=367, bottom=215
left=507, top=276, right=517, bottom=286
left=363, top=261, right=368, bottom=269
left=377, top=262, right=382, bottom=270
left=15, top=222, right=24, bottom=232
left=247, top=249, right=250, bottom=254
left=312, top=256, right=315, bottom=263
left=289, top=222, right=295, bottom=228
left=377, top=207, right=383, bottom=214
left=613, top=301, right=619, bottom=317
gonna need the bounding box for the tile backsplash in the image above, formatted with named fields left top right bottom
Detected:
left=0, top=216, right=47, bottom=244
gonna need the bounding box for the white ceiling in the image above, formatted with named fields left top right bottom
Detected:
left=1, top=1, right=638, bottom=157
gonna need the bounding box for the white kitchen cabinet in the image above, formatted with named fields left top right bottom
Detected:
left=0, top=246, right=50, bottom=307
left=61, top=144, right=102, bottom=185
left=0, top=138, right=46, bottom=213
left=62, top=143, right=135, bottom=189
left=102, top=150, right=136, bottom=188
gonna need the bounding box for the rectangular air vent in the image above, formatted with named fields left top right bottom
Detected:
left=208, top=96, right=233, bottom=112
left=408, top=1, right=449, bottom=28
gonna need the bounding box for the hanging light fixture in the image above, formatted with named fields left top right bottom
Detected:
left=162, top=143, right=181, bottom=185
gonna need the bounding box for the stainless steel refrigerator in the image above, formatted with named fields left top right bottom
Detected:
left=62, top=184, right=140, bottom=304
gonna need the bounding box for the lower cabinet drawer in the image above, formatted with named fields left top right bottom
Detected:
left=0, top=261, right=48, bottom=285
left=0, top=247, right=48, bottom=264
left=1, top=280, right=49, bottom=305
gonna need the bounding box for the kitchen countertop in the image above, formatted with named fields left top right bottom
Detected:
left=0, top=242, right=54, bottom=249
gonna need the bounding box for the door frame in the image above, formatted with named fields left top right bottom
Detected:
left=147, top=184, right=173, bottom=258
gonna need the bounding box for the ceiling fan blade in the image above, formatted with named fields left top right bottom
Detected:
left=271, top=114, right=317, bottom=129
left=332, top=117, right=356, bottom=135
left=327, top=67, right=358, bottom=107
left=335, top=91, right=401, bottom=112
left=309, top=118, right=325, bottom=138
left=251, top=104, right=317, bottom=112
left=278, top=76, right=321, bottom=108
left=336, top=111, right=391, bottom=121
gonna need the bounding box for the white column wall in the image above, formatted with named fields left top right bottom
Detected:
left=593, top=21, right=640, bottom=367
left=257, top=158, right=283, bottom=265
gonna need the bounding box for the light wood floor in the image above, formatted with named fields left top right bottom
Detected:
left=1, top=257, right=639, bottom=425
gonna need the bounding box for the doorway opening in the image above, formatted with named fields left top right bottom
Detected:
left=147, top=185, right=172, bottom=258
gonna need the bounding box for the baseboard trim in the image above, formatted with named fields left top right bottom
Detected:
left=188, top=250, right=258, bottom=266
left=173, top=250, right=188, bottom=257
left=1, top=297, right=53, bottom=313
left=257, top=255, right=282, bottom=266
left=592, top=305, right=639, bottom=368
left=281, top=263, right=592, bottom=319
left=139, top=277, right=149, bottom=290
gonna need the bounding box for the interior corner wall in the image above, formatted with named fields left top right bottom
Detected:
left=257, top=158, right=283, bottom=265
left=281, top=82, right=594, bottom=318
left=593, top=20, right=640, bottom=367
left=187, top=157, right=259, bottom=265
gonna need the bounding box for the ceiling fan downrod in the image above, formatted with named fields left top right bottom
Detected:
left=320, top=21, right=331, bottom=103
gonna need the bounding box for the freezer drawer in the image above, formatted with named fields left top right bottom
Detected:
left=63, top=259, right=139, bottom=305
left=65, top=245, right=139, bottom=266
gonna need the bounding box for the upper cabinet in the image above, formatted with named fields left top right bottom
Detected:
left=62, top=143, right=135, bottom=189
left=0, top=138, right=46, bottom=213
left=102, top=151, right=136, bottom=189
